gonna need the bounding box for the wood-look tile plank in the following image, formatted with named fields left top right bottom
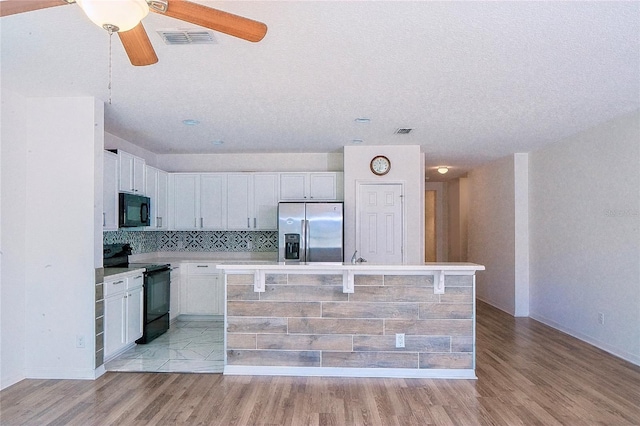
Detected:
left=228, top=300, right=321, bottom=317
left=288, top=317, right=384, bottom=335
left=256, top=333, right=353, bottom=351
left=262, top=285, right=348, bottom=302
left=322, top=301, right=419, bottom=319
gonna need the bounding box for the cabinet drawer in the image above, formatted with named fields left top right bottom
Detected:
left=127, top=273, right=144, bottom=290
left=104, top=278, right=126, bottom=297
left=187, top=263, right=218, bottom=275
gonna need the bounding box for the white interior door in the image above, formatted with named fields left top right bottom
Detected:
left=357, top=183, right=404, bottom=263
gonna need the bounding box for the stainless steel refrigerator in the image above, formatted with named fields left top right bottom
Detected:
left=278, top=202, right=344, bottom=263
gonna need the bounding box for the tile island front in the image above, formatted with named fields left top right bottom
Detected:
left=217, top=262, right=485, bottom=379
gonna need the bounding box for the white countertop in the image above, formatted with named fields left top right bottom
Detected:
left=216, top=262, right=485, bottom=272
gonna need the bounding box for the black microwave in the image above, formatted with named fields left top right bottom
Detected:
left=119, top=193, right=151, bottom=228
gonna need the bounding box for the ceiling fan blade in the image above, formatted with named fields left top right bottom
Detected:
left=0, top=0, right=69, bottom=17
left=118, top=22, right=158, bottom=66
left=157, top=0, right=267, bottom=42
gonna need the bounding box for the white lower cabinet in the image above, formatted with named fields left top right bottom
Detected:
left=103, top=272, right=144, bottom=361
left=181, top=263, right=224, bottom=316
left=169, top=264, right=182, bottom=321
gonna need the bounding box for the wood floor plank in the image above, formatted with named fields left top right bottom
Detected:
left=2, top=301, right=640, bottom=425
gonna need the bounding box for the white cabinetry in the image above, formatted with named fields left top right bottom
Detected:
left=173, top=174, right=226, bottom=230
left=227, top=173, right=278, bottom=230
left=169, top=264, right=182, bottom=321
left=117, top=150, right=146, bottom=194
left=181, top=263, right=224, bottom=316
left=279, top=172, right=343, bottom=201
left=146, top=166, right=169, bottom=230
left=103, top=272, right=144, bottom=361
left=103, top=151, right=119, bottom=230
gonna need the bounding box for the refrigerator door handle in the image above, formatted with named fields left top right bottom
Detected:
left=301, top=219, right=308, bottom=263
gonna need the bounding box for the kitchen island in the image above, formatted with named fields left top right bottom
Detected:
left=217, top=262, right=485, bottom=379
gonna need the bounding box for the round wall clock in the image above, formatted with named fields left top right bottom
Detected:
left=370, top=155, right=391, bottom=176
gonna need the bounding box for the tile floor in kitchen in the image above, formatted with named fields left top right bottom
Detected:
left=105, top=319, right=224, bottom=373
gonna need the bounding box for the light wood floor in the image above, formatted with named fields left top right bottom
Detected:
left=2, top=301, right=640, bottom=425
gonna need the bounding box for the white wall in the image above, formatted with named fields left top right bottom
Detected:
left=467, top=154, right=530, bottom=316
left=0, top=89, right=28, bottom=389
left=425, top=182, right=447, bottom=262
left=447, top=177, right=469, bottom=262
left=105, top=132, right=158, bottom=167
left=156, top=152, right=343, bottom=173
left=1, top=95, right=101, bottom=388
left=529, top=111, right=640, bottom=365
left=343, top=145, right=425, bottom=264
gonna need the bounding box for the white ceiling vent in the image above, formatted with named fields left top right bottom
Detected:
left=157, top=29, right=218, bottom=45
left=395, top=128, right=413, bottom=134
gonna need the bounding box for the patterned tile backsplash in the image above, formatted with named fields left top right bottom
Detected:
left=103, top=230, right=278, bottom=254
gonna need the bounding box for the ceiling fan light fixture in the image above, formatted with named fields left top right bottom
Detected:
left=76, top=0, right=149, bottom=33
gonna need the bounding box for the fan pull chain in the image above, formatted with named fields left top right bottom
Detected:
left=107, top=27, right=113, bottom=105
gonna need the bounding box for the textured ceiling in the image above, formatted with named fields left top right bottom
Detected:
left=1, top=1, right=638, bottom=181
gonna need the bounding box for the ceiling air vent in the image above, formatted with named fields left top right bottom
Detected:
left=157, top=29, right=218, bottom=45
left=395, top=128, right=413, bottom=134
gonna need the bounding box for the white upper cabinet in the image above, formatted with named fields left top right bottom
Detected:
left=200, top=174, right=226, bottom=230
left=227, top=173, right=278, bottom=230
left=173, top=174, right=199, bottom=230
left=103, top=151, right=119, bottom=231
left=279, top=172, right=343, bottom=201
left=253, top=173, right=279, bottom=229
left=172, top=173, right=226, bottom=230
left=117, top=150, right=146, bottom=194
left=145, top=166, right=169, bottom=230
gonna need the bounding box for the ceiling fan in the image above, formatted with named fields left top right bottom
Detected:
left=0, top=0, right=268, bottom=66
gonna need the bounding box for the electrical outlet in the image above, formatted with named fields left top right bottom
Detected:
left=598, top=312, right=605, bottom=325
left=395, top=333, right=405, bottom=348
left=76, top=335, right=85, bottom=348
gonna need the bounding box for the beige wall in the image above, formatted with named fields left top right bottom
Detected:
left=343, top=145, right=425, bottom=264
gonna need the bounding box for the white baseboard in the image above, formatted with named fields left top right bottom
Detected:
left=529, top=312, right=640, bottom=367
left=1, top=372, right=26, bottom=391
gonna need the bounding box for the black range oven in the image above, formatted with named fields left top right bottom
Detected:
left=104, top=244, right=171, bottom=344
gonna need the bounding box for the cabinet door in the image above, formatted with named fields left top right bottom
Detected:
left=211, top=275, right=225, bottom=315
left=145, top=166, right=158, bottom=228
left=253, top=173, right=279, bottom=230
left=133, top=157, right=146, bottom=194
left=173, top=174, right=199, bottom=230
left=104, top=294, right=125, bottom=359
left=147, top=167, right=169, bottom=229
left=185, top=276, right=218, bottom=314
left=309, top=173, right=338, bottom=200
left=200, top=174, right=226, bottom=229
left=156, top=170, right=168, bottom=230
left=279, top=173, right=307, bottom=200
left=126, top=286, right=144, bottom=344
left=103, top=152, right=119, bottom=230
left=169, top=264, right=182, bottom=321
left=226, top=174, right=251, bottom=230
left=118, top=151, right=135, bottom=193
